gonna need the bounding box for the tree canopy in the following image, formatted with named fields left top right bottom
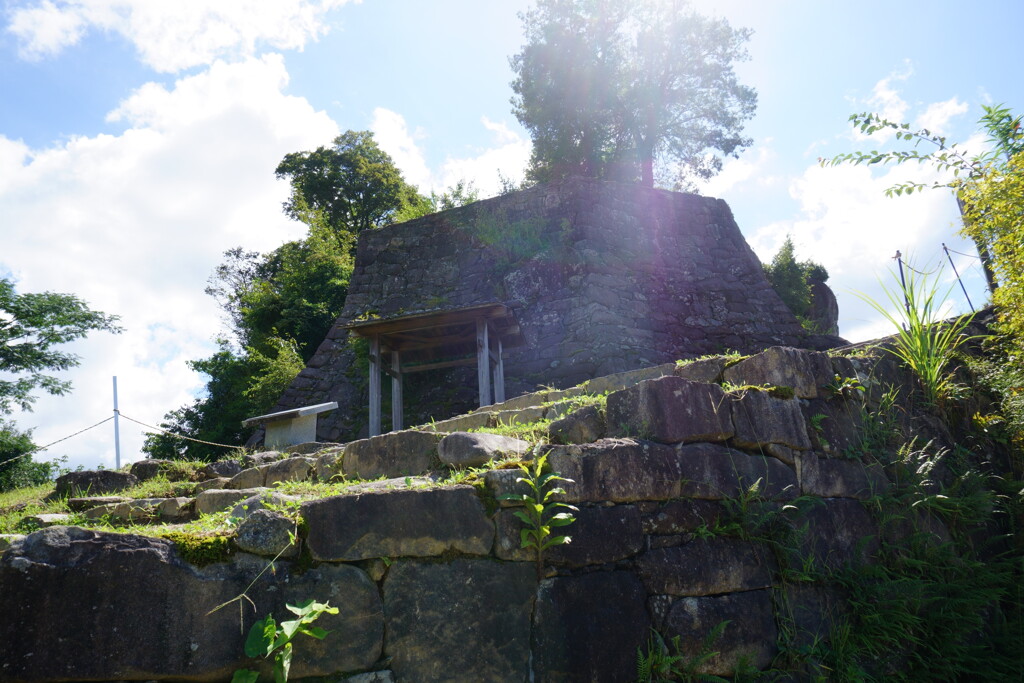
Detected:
left=762, top=236, right=829, bottom=329
left=0, top=278, right=121, bottom=414
left=510, top=0, right=757, bottom=188
left=146, top=130, right=441, bottom=459
left=275, top=130, right=430, bottom=243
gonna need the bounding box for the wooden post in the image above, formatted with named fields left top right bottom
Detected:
left=476, top=317, right=491, bottom=407
left=492, top=326, right=505, bottom=404
left=369, top=334, right=381, bottom=437
left=391, top=350, right=403, bottom=431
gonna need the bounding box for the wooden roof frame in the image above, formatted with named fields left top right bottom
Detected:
left=343, top=303, right=522, bottom=436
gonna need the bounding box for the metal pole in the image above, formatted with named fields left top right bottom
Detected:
left=943, top=243, right=975, bottom=312
left=112, top=376, right=121, bottom=470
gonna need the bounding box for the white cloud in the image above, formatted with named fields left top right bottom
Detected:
left=0, top=55, right=338, bottom=469
left=701, top=142, right=778, bottom=197
left=6, top=0, right=353, bottom=72
left=914, top=97, right=969, bottom=136
left=371, top=108, right=531, bottom=198
left=747, top=158, right=986, bottom=342
left=5, top=0, right=87, bottom=59
left=370, top=107, right=434, bottom=192
left=849, top=61, right=914, bottom=143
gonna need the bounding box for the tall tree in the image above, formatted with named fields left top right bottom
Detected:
left=0, top=278, right=121, bottom=414
left=510, top=0, right=757, bottom=188
left=275, top=130, right=429, bottom=243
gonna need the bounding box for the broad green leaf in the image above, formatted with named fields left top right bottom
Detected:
left=244, top=615, right=276, bottom=658
left=274, top=642, right=293, bottom=683
left=231, top=669, right=261, bottom=683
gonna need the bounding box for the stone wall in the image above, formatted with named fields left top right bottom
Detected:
left=274, top=178, right=839, bottom=442
left=4, top=344, right=991, bottom=682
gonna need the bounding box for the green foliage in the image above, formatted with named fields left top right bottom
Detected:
left=635, top=623, right=731, bottom=683
left=233, top=599, right=338, bottom=683
left=510, top=0, right=757, bottom=188
left=856, top=266, right=976, bottom=407
left=761, top=235, right=829, bottom=322
left=275, top=130, right=426, bottom=239
left=501, top=451, right=577, bottom=578
left=0, top=421, right=51, bottom=493
left=142, top=338, right=295, bottom=461
left=468, top=205, right=566, bottom=271
left=0, top=277, right=121, bottom=414
left=823, top=104, right=1023, bottom=296
left=960, top=151, right=1024, bottom=342
left=470, top=418, right=553, bottom=444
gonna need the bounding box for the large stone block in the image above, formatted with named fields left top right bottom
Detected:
left=796, top=453, right=890, bottom=499
left=53, top=470, right=138, bottom=498
left=532, top=571, right=650, bottom=682
left=199, top=460, right=243, bottom=480
left=194, top=488, right=266, bottom=516
left=673, top=357, right=728, bottom=383
left=639, top=499, right=726, bottom=535
left=547, top=405, right=605, bottom=445
left=263, top=456, right=314, bottom=486
left=494, top=504, right=643, bottom=567
left=342, top=430, right=444, bottom=479
left=303, top=486, right=494, bottom=561
left=730, top=389, right=811, bottom=452
left=676, top=443, right=799, bottom=501
left=547, top=439, right=687, bottom=503
left=383, top=559, right=535, bottom=683
left=438, top=431, right=530, bottom=468
left=802, top=396, right=868, bottom=456
left=226, top=467, right=265, bottom=490
left=636, top=539, right=776, bottom=596
left=663, top=590, right=778, bottom=676
left=0, top=527, right=382, bottom=681
left=606, top=376, right=733, bottom=444
left=722, top=346, right=834, bottom=399
left=129, top=459, right=189, bottom=482
left=796, top=498, right=880, bottom=572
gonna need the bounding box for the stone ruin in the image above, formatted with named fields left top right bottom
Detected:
left=1, top=345, right=930, bottom=681
left=272, top=177, right=844, bottom=443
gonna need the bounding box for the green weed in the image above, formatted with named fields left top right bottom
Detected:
left=500, top=452, right=576, bottom=579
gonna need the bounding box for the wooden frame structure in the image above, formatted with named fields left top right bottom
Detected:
left=344, top=303, right=523, bottom=436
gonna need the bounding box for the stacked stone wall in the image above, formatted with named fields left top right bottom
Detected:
left=274, top=178, right=834, bottom=443
left=2, top=345, right=965, bottom=682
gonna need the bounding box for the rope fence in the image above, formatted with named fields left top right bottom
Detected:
left=0, top=410, right=243, bottom=473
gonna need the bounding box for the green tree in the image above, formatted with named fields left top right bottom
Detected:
left=275, top=130, right=428, bottom=244
left=0, top=278, right=121, bottom=414
left=142, top=337, right=304, bottom=460
left=763, top=236, right=829, bottom=326
left=0, top=421, right=51, bottom=493
left=510, top=0, right=757, bottom=188
left=960, top=151, right=1024, bottom=341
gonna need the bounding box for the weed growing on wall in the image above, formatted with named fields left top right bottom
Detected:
left=501, top=451, right=577, bottom=579
left=856, top=266, right=977, bottom=408
left=635, top=622, right=731, bottom=683
left=232, top=599, right=338, bottom=683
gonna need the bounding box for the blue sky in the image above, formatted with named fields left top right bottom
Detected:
left=0, top=0, right=1020, bottom=470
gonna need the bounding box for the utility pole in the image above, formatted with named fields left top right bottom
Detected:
left=113, top=376, right=121, bottom=470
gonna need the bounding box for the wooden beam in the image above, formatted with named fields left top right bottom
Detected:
left=477, top=317, right=491, bottom=407
left=494, top=335, right=505, bottom=404
left=399, top=357, right=478, bottom=373
left=369, top=334, right=381, bottom=437
left=391, top=350, right=403, bottom=432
